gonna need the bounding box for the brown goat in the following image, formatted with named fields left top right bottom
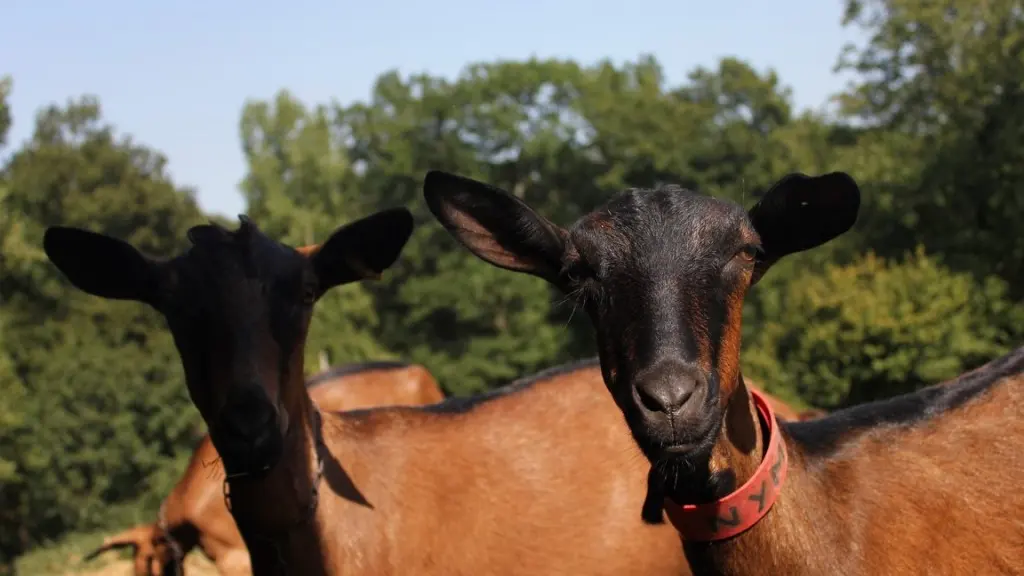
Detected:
left=795, top=408, right=827, bottom=420
left=84, top=361, right=444, bottom=575
left=423, top=170, right=1024, bottom=575
left=43, top=211, right=695, bottom=575
left=736, top=380, right=811, bottom=422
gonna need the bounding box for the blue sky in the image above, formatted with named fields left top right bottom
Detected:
left=3, top=0, right=865, bottom=217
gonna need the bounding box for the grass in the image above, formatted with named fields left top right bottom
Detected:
left=15, top=530, right=218, bottom=576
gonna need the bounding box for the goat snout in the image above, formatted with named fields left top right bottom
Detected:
left=634, top=361, right=705, bottom=416
left=216, top=386, right=282, bottom=475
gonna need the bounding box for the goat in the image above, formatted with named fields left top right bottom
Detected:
left=737, top=379, right=813, bottom=422
left=423, top=170, right=1024, bottom=575
left=84, top=361, right=443, bottom=575
left=43, top=209, right=692, bottom=575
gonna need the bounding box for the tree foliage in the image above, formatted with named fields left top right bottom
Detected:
left=239, top=91, right=392, bottom=369
left=839, top=0, right=1024, bottom=292
left=0, top=75, right=26, bottom=491
left=744, top=247, right=1024, bottom=408
left=1, top=94, right=205, bottom=565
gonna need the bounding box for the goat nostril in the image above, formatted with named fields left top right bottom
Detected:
left=636, top=380, right=695, bottom=414
left=636, top=385, right=661, bottom=412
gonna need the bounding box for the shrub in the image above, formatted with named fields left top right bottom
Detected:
left=744, top=247, right=1024, bottom=409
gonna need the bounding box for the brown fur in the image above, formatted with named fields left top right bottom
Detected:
left=86, top=363, right=444, bottom=576
left=230, top=360, right=797, bottom=574
left=715, top=285, right=745, bottom=403
left=309, top=365, right=444, bottom=410
left=226, top=361, right=693, bottom=575
left=295, top=245, right=320, bottom=258
left=693, top=361, right=1024, bottom=575
left=796, top=408, right=826, bottom=420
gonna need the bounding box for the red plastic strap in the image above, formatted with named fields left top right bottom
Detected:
left=663, top=389, right=788, bottom=541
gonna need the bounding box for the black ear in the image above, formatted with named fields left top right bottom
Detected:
left=43, top=227, right=161, bottom=306
left=748, top=172, right=860, bottom=283
left=186, top=222, right=230, bottom=246
left=310, top=207, right=414, bottom=291
left=422, top=170, right=567, bottom=283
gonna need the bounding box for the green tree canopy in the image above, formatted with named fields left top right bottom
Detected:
left=0, top=94, right=206, bottom=563
left=745, top=247, right=1024, bottom=408
left=838, top=0, right=1024, bottom=292
left=239, top=91, right=393, bottom=369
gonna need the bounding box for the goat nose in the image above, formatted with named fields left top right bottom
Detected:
left=636, top=377, right=695, bottom=413
left=634, top=361, right=706, bottom=414
left=220, top=386, right=276, bottom=437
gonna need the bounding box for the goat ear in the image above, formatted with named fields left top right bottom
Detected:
left=308, top=208, right=414, bottom=292
left=748, top=172, right=860, bottom=284
left=423, top=170, right=567, bottom=283
left=43, top=227, right=161, bottom=306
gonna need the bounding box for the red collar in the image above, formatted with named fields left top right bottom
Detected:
left=663, top=388, right=788, bottom=541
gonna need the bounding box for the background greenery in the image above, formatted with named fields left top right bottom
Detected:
left=3, top=0, right=1023, bottom=570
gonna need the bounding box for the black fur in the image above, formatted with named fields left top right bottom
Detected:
left=42, top=210, right=415, bottom=479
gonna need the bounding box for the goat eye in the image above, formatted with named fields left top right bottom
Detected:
left=736, top=245, right=759, bottom=263
left=563, top=265, right=592, bottom=286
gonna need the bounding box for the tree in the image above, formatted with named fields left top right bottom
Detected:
left=0, top=94, right=206, bottom=562
left=744, top=247, right=1024, bottom=408
left=0, top=78, right=30, bottom=566
left=838, top=0, right=1024, bottom=293
left=336, top=62, right=584, bottom=392
left=239, top=91, right=393, bottom=369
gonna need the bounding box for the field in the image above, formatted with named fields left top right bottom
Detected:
left=15, top=532, right=218, bottom=576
